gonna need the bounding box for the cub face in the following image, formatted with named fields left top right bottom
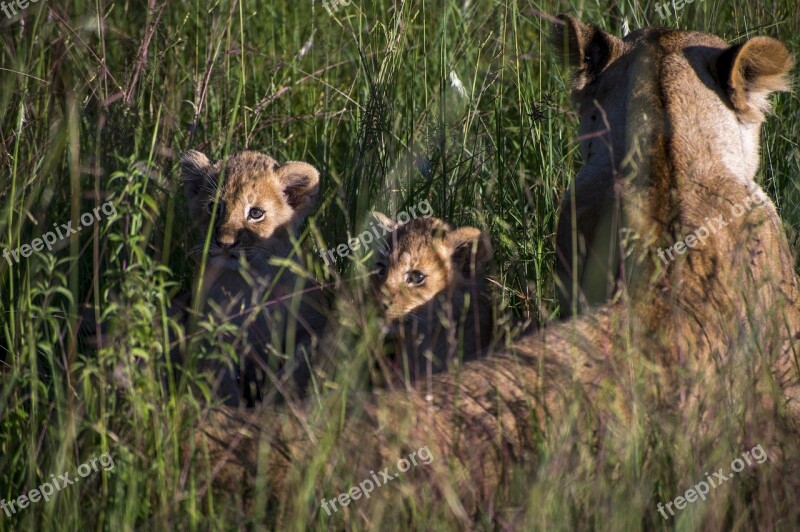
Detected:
left=371, top=216, right=490, bottom=318
left=370, top=214, right=493, bottom=375
left=181, top=150, right=319, bottom=270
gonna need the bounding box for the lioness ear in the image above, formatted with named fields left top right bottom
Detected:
left=181, top=150, right=214, bottom=201
left=717, top=36, right=794, bottom=122
left=446, top=227, right=492, bottom=278
left=552, top=14, right=622, bottom=90
left=371, top=211, right=395, bottom=231
left=276, top=161, right=320, bottom=214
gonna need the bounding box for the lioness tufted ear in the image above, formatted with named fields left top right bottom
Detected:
left=181, top=150, right=215, bottom=201
left=371, top=211, right=395, bottom=231
left=276, top=161, right=320, bottom=214
left=717, top=36, right=794, bottom=122
left=552, top=14, right=623, bottom=91
left=446, top=227, right=492, bottom=279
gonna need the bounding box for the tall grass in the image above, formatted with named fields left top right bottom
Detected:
left=1, top=0, right=799, bottom=529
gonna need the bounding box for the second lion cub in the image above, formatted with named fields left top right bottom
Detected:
left=370, top=214, right=494, bottom=381
left=181, top=149, right=327, bottom=406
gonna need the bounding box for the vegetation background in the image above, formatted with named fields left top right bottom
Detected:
left=1, top=0, right=799, bottom=529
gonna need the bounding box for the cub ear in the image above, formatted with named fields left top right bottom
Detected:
left=717, top=36, right=794, bottom=122
left=446, top=227, right=492, bottom=279
left=276, top=161, right=320, bottom=214
left=371, top=211, right=395, bottom=231
left=181, top=150, right=214, bottom=201
left=552, top=14, right=622, bottom=91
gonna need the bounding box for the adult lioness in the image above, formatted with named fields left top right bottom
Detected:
left=553, top=21, right=796, bottom=319
left=370, top=214, right=494, bottom=381
left=182, top=150, right=327, bottom=407
left=194, top=18, right=800, bottom=525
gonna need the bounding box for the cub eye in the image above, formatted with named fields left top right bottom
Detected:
left=405, top=270, right=426, bottom=286
left=373, top=262, right=387, bottom=277
left=248, top=207, right=265, bottom=221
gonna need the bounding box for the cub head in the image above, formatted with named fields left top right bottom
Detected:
left=370, top=214, right=492, bottom=322
left=181, top=150, right=319, bottom=267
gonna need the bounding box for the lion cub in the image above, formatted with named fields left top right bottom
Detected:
left=181, top=149, right=326, bottom=406
left=370, top=214, right=494, bottom=381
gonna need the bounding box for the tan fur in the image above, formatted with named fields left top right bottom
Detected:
left=555, top=20, right=795, bottom=316
left=193, top=19, right=800, bottom=525
left=182, top=150, right=327, bottom=406
left=370, top=214, right=494, bottom=381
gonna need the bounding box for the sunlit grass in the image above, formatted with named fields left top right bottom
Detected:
left=1, top=0, right=799, bottom=529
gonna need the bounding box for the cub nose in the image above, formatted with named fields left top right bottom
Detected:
left=215, top=235, right=239, bottom=250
